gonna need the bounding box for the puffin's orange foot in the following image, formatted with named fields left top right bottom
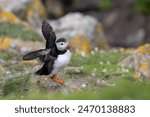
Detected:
left=52, top=75, right=64, bottom=85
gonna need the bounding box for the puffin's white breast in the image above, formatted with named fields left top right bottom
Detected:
left=50, top=50, right=71, bottom=76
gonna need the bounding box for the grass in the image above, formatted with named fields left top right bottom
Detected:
left=1, top=49, right=149, bottom=100
left=0, top=52, right=11, bottom=61
left=2, top=78, right=150, bottom=100
left=98, top=0, right=113, bottom=11
left=69, top=50, right=131, bottom=77
left=0, top=22, right=42, bottom=41
left=3, top=75, right=30, bottom=96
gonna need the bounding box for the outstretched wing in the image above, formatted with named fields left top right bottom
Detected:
left=42, top=20, right=56, bottom=49
left=23, top=49, right=51, bottom=60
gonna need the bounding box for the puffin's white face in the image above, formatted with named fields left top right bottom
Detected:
left=55, top=38, right=68, bottom=51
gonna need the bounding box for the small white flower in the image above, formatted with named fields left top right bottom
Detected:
left=80, top=51, right=86, bottom=57
left=91, top=50, right=95, bottom=55
left=99, top=61, right=104, bottom=65
left=81, top=84, right=86, bottom=88
left=75, top=69, right=80, bottom=73
left=121, top=68, right=129, bottom=73
left=80, top=66, right=83, bottom=69
left=6, top=71, right=11, bottom=74
left=102, top=69, right=107, bottom=73
left=125, top=69, right=129, bottom=73
left=107, top=61, right=110, bottom=64
left=91, top=73, right=96, bottom=77
left=94, top=47, right=98, bottom=52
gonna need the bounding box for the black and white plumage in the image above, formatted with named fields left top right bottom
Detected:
left=23, top=20, right=71, bottom=84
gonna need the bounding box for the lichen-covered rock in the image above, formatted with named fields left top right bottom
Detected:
left=26, top=0, right=46, bottom=27
left=10, top=39, right=44, bottom=54
left=69, top=35, right=91, bottom=53
left=0, top=0, right=46, bottom=27
left=50, top=13, right=109, bottom=53
left=0, top=9, right=20, bottom=23
left=0, top=38, right=43, bottom=53
left=0, top=38, right=13, bottom=50
left=0, top=9, right=29, bottom=27
left=119, top=44, right=150, bottom=79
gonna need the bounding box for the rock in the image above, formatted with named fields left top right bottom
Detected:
left=70, top=35, right=91, bottom=53
left=0, top=0, right=31, bottom=12
left=0, top=38, right=13, bottom=50
left=119, top=44, right=150, bottom=79
left=0, top=65, right=5, bottom=72
left=93, top=0, right=147, bottom=47
left=10, top=39, right=44, bottom=54
left=125, top=29, right=145, bottom=47
left=25, top=0, right=46, bottom=27
left=0, top=9, right=29, bottom=27
left=50, top=13, right=109, bottom=53
left=0, top=59, right=5, bottom=64
left=43, top=0, right=64, bottom=18
left=0, top=0, right=46, bottom=27
left=0, top=38, right=43, bottom=53
left=71, top=0, right=99, bottom=12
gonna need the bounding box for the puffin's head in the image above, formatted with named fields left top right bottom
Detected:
left=55, top=38, right=68, bottom=51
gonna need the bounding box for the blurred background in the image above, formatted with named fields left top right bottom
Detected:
left=0, top=0, right=150, bottom=99
left=0, top=0, right=150, bottom=49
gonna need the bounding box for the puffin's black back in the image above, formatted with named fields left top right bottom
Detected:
left=35, top=21, right=68, bottom=75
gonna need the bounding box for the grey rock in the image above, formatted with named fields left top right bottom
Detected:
left=0, top=0, right=45, bottom=27
left=0, top=0, right=31, bottom=12
left=51, top=13, right=97, bottom=39
left=92, top=0, right=147, bottom=47
left=119, top=44, right=150, bottom=79
left=0, top=59, right=5, bottom=64
left=50, top=13, right=108, bottom=49
left=125, top=29, right=145, bottom=47
left=20, top=47, right=32, bottom=55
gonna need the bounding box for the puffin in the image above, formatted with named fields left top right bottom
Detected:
left=23, top=20, right=71, bottom=85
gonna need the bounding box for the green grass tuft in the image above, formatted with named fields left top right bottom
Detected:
left=0, top=53, right=11, bottom=60
left=3, top=75, right=30, bottom=96
left=0, top=22, right=42, bottom=41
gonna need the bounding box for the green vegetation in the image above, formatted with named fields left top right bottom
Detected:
left=1, top=0, right=150, bottom=100
left=0, top=52, right=11, bottom=60
left=1, top=50, right=147, bottom=100
left=69, top=50, right=132, bottom=77
left=3, top=75, right=29, bottom=96
left=2, top=78, right=150, bottom=100
left=134, top=0, right=150, bottom=15
left=0, top=22, right=42, bottom=41
left=98, top=0, right=113, bottom=11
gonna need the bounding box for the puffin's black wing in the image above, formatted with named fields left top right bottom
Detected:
left=42, top=20, right=56, bottom=49
left=23, top=49, right=51, bottom=60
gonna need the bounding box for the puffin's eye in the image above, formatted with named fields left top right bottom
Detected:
left=61, top=43, right=63, bottom=45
